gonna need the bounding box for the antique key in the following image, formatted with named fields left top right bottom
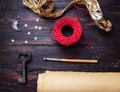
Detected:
left=18, top=52, right=31, bottom=84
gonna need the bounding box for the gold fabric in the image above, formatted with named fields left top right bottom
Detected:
left=23, top=0, right=112, bottom=32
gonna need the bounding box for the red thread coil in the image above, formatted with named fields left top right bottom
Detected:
left=53, top=17, right=82, bottom=46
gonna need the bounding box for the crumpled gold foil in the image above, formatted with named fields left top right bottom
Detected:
left=23, top=0, right=112, bottom=32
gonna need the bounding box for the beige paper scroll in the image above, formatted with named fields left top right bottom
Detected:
left=37, top=71, right=120, bottom=92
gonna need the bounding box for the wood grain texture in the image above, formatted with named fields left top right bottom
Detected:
left=0, top=0, right=120, bottom=92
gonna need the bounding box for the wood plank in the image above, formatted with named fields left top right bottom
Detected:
left=0, top=0, right=120, bottom=91
left=0, top=46, right=120, bottom=72
left=0, top=70, right=37, bottom=92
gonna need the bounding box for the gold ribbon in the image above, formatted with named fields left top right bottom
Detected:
left=23, top=0, right=112, bottom=32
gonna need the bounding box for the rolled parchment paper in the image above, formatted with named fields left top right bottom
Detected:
left=37, top=71, right=120, bottom=92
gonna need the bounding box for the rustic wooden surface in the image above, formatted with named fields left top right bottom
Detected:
left=0, top=0, right=120, bottom=92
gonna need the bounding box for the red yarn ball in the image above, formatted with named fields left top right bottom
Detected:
left=53, top=17, right=82, bottom=46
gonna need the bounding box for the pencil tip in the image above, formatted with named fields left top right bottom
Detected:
left=43, top=57, right=47, bottom=60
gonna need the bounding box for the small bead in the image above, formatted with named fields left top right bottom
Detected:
left=27, top=32, right=31, bottom=35
left=11, top=39, right=15, bottom=42
left=38, top=27, right=42, bottom=30
left=24, top=24, right=28, bottom=27
left=25, top=40, right=28, bottom=43
left=34, top=37, right=38, bottom=40
left=36, top=19, right=39, bottom=22
left=35, top=26, right=38, bottom=29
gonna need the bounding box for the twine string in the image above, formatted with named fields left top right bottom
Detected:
left=48, top=5, right=92, bottom=58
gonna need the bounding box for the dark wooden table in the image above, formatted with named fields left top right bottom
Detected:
left=0, top=0, right=120, bottom=92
